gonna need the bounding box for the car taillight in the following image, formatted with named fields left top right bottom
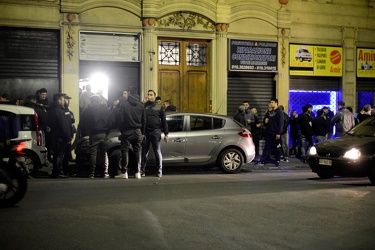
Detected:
left=238, top=128, right=252, bottom=138
left=16, top=141, right=27, bottom=153
left=34, top=112, right=42, bottom=146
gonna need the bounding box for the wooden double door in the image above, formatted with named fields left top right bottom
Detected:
left=158, top=39, right=210, bottom=112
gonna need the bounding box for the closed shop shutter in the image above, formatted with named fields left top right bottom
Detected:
left=356, top=78, right=375, bottom=108
left=0, top=27, right=60, bottom=98
left=289, top=77, right=340, bottom=90
left=227, top=72, right=275, bottom=120
left=356, top=79, right=375, bottom=92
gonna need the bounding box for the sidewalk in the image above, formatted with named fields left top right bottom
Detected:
left=244, top=156, right=311, bottom=171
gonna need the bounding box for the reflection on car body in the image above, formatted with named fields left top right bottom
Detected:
left=75, top=112, right=255, bottom=175
left=307, top=116, right=375, bottom=185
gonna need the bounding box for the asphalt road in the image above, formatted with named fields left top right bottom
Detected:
left=1, top=165, right=375, bottom=250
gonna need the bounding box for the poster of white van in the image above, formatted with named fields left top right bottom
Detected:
left=357, top=48, right=375, bottom=78
left=295, top=47, right=312, bottom=62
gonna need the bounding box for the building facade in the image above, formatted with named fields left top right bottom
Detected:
left=0, top=0, right=375, bottom=122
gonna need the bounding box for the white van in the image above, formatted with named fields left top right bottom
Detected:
left=0, top=104, right=48, bottom=175
left=295, top=47, right=312, bottom=62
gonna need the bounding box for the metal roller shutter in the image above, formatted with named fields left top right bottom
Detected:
left=227, top=72, right=275, bottom=121
left=289, top=77, right=340, bottom=90
left=0, top=27, right=60, bottom=99
left=356, top=79, right=375, bottom=92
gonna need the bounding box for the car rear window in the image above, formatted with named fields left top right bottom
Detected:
left=20, top=114, right=36, bottom=131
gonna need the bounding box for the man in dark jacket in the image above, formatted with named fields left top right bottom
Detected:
left=61, top=94, right=76, bottom=175
left=255, top=98, right=284, bottom=167
left=81, top=95, right=110, bottom=178
left=48, top=93, right=73, bottom=178
left=298, top=105, right=313, bottom=162
left=141, top=90, right=169, bottom=177
left=163, top=100, right=177, bottom=112
left=313, top=109, right=328, bottom=143
left=233, top=105, right=246, bottom=127
left=115, top=88, right=145, bottom=179
left=250, top=107, right=262, bottom=159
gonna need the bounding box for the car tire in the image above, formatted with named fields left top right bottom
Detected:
left=23, top=153, right=39, bottom=177
left=299, top=57, right=303, bottom=62
left=218, top=148, right=243, bottom=173
left=9, top=152, right=39, bottom=177
left=316, top=172, right=334, bottom=179
left=108, top=149, right=121, bottom=177
left=368, top=166, right=375, bottom=185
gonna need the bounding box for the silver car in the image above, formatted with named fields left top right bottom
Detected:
left=76, top=112, right=255, bottom=174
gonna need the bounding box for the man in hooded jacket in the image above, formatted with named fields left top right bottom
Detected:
left=115, top=87, right=146, bottom=179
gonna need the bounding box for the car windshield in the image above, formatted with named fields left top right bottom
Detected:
left=346, top=118, right=375, bottom=137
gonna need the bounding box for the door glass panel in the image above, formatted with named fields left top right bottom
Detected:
left=166, top=115, right=184, bottom=132
left=186, top=43, right=206, bottom=66
left=158, top=42, right=180, bottom=65
left=190, top=116, right=212, bottom=131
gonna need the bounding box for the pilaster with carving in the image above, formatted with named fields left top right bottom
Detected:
left=61, top=12, right=80, bottom=142
left=277, top=1, right=291, bottom=110
left=214, top=24, right=229, bottom=115
left=142, top=18, right=157, bottom=97
left=341, top=26, right=357, bottom=109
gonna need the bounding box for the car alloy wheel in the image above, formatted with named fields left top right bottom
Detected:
left=218, top=148, right=243, bottom=173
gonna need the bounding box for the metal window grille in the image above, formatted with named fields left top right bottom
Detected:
left=289, top=90, right=337, bottom=116
left=186, top=43, right=206, bottom=66
left=158, top=42, right=180, bottom=65
left=357, top=92, right=374, bottom=109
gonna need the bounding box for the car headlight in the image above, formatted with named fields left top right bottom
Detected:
left=343, top=148, right=361, bottom=160
left=308, top=146, right=317, bottom=156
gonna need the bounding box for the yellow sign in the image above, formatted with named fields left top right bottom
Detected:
left=290, top=44, right=343, bottom=77
left=357, top=48, right=375, bottom=78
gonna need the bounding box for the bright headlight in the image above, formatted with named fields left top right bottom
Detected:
left=343, top=148, right=361, bottom=160
left=308, top=146, right=317, bottom=156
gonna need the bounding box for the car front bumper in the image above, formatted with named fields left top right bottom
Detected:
left=307, top=156, right=372, bottom=177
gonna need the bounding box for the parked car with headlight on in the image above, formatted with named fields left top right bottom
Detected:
left=75, top=112, right=255, bottom=175
left=307, top=116, right=375, bottom=184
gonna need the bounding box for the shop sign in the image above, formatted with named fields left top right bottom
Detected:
left=357, top=48, right=375, bottom=78
left=290, top=44, right=342, bottom=77
left=229, top=39, right=278, bottom=72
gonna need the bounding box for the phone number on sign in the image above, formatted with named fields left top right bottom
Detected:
left=231, top=65, right=276, bottom=71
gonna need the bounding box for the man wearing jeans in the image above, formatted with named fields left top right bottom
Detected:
left=141, top=90, right=169, bottom=177
left=80, top=95, right=110, bottom=178
left=115, top=87, right=145, bottom=179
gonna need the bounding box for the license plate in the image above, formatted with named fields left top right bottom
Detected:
left=319, top=159, right=332, bottom=166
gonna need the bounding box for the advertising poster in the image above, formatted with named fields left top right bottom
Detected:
left=290, top=44, right=343, bottom=77
left=357, top=48, right=375, bottom=78
left=229, top=39, right=278, bottom=72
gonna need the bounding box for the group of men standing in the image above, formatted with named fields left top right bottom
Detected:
left=79, top=87, right=168, bottom=179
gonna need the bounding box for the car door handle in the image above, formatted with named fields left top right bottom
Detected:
left=211, top=135, right=221, bottom=139
left=173, top=138, right=186, bottom=143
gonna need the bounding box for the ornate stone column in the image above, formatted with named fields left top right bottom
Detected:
left=277, top=28, right=290, bottom=108
left=142, top=18, right=157, bottom=98
left=341, top=26, right=357, bottom=109
left=277, top=0, right=291, bottom=110
left=214, top=23, right=229, bottom=115
left=61, top=13, right=79, bottom=119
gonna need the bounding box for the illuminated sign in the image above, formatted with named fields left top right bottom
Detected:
left=229, top=39, right=278, bottom=72
left=290, top=44, right=343, bottom=77
left=357, top=48, right=375, bottom=78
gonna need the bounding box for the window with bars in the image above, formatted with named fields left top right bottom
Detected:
left=186, top=43, right=206, bottom=66
left=158, top=42, right=180, bottom=65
